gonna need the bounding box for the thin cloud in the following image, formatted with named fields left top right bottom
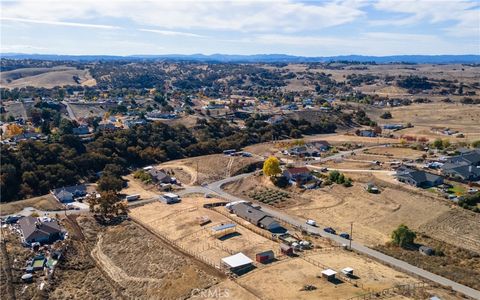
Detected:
left=1, top=17, right=121, bottom=30
left=139, top=28, right=207, bottom=38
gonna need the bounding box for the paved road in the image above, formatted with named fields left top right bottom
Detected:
left=197, top=173, right=480, bottom=300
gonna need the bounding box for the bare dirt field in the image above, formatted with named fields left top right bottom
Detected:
left=1, top=66, right=96, bottom=89
left=156, top=154, right=262, bottom=185
left=0, top=194, right=63, bottom=216
left=130, top=198, right=280, bottom=264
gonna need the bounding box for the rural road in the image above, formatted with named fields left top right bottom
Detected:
left=183, top=172, right=480, bottom=300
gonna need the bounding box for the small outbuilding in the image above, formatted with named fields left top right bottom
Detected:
left=280, top=243, right=294, bottom=256
left=341, top=267, right=354, bottom=277
left=221, top=252, right=253, bottom=274
left=255, top=250, right=274, bottom=263
left=211, top=223, right=237, bottom=238
left=321, top=269, right=337, bottom=281
left=160, top=193, right=180, bottom=204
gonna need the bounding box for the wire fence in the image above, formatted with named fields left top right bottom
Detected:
left=346, top=282, right=428, bottom=300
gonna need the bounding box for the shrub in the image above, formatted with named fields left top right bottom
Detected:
left=391, top=224, right=416, bottom=248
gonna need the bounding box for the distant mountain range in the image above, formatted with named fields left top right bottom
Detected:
left=2, top=53, right=480, bottom=64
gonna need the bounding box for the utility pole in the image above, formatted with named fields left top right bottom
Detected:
left=349, top=222, right=353, bottom=250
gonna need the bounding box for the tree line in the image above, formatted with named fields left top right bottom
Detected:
left=1, top=116, right=336, bottom=202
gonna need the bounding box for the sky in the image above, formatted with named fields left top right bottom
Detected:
left=1, top=0, right=479, bottom=56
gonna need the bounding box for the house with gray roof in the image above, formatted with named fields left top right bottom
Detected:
left=442, top=149, right=480, bottom=181
left=229, top=203, right=285, bottom=233
left=52, top=185, right=87, bottom=203
left=395, top=166, right=443, bottom=188
left=18, top=216, right=63, bottom=244
left=148, top=168, right=172, bottom=183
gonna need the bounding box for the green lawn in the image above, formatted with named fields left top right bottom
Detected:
left=448, top=185, right=466, bottom=196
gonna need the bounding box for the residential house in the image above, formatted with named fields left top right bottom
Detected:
left=52, top=185, right=87, bottom=203
left=283, top=167, right=312, bottom=182
left=357, top=129, right=377, bottom=137
left=18, top=216, right=63, bottom=244
left=441, top=149, right=480, bottom=181
left=148, top=168, right=172, bottom=183
left=229, top=203, right=285, bottom=233
left=395, top=166, right=443, bottom=188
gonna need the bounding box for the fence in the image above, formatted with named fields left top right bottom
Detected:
left=346, top=282, right=428, bottom=300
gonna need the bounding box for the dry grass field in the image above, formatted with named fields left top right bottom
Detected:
left=0, top=194, right=63, bottom=216
left=156, top=154, right=262, bottom=185
left=68, top=103, right=107, bottom=120
left=1, top=66, right=96, bottom=89
left=0, top=101, right=28, bottom=119
left=372, top=103, right=480, bottom=142
left=225, top=171, right=480, bottom=254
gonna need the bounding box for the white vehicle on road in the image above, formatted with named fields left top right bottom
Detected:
left=306, top=219, right=317, bottom=227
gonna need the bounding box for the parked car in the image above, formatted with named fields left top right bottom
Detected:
left=323, top=227, right=336, bottom=234
left=339, top=233, right=350, bottom=239
left=306, top=219, right=317, bottom=227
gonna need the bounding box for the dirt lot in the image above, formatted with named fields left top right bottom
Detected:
left=130, top=197, right=280, bottom=264
left=0, top=194, right=63, bottom=216
left=156, top=154, right=262, bottom=185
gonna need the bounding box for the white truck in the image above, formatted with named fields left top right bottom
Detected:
left=306, top=219, right=317, bottom=227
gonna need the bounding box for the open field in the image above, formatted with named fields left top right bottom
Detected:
left=371, top=103, right=480, bottom=142
left=0, top=194, right=63, bottom=216
left=68, top=103, right=107, bottom=120
left=156, top=154, right=262, bottom=185
left=130, top=197, right=280, bottom=264
left=376, top=234, right=480, bottom=291
left=90, top=220, right=221, bottom=299
left=0, top=101, right=28, bottom=119
left=225, top=171, right=480, bottom=254
left=1, top=66, right=96, bottom=89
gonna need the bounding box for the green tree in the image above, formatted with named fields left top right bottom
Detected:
left=263, top=156, right=281, bottom=177
left=87, top=191, right=128, bottom=222
left=97, top=174, right=124, bottom=192
left=433, top=138, right=443, bottom=149
left=391, top=224, right=416, bottom=248
left=329, top=170, right=340, bottom=182
left=472, top=140, right=480, bottom=148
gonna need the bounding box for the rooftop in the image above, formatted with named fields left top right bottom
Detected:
left=221, top=252, right=253, bottom=268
